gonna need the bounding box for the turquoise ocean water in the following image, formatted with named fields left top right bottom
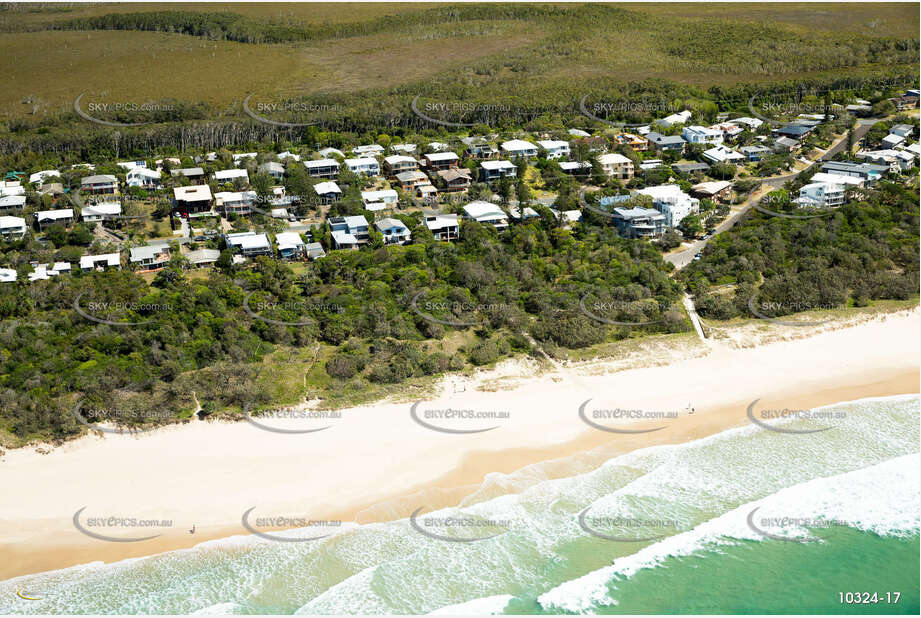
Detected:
left=2, top=394, right=918, bottom=615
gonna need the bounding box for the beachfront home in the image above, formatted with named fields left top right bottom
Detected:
left=345, top=157, right=380, bottom=176
left=683, top=125, right=723, bottom=145
left=424, top=212, right=459, bottom=241
left=383, top=155, right=419, bottom=176
left=171, top=167, right=207, bottom=183
left=702, top=145, right=745, bottom=164
left=329, top=215, right=369, bottom=249
left=636, top=184, right=700, bottom=228
left=437, top=168, right=472, bottom=191
left=80, top=253, right=121, bottom=271
left=501, top=139, right=538, bottom=159
left=611, top=207, right=666, bottom=239
left=597, top=153, right=634, bottom=179
left=462, top=201, right=509, bottom=231
left=214, top=190, right=257, bottom=216
left=34, top=208, right=74, bottom=229
left=126, top=167, right=162, bottom=189
left=275, top=232, right=307, bottom=259
left=225, top=231, right=272, bottom=257
left=645, top=132, right=686, bottom=153
left=479, top=160, right=517, bottom=181
left=361, top=189, right=399, bottom=211
left=129, top=242, right=171, bottom=271
left=81, top=174, right=118, bottom=195
left=173, top=184, right=214, bottom=217
left=424, top=152, right=460, bottom=170
left=537, top=140, right=571, bottom=159
left=374, top=217, right=412, bottom=245
left=305, top=158, right=340, bottom=178
left=313, top=181, right=342, bottom=205
left=0, top=215, right=27, bottom=240
left=81, top=202, right=122, bottom=224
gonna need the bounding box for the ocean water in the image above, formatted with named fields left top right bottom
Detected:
left=2, top=394, right=918, bottom=615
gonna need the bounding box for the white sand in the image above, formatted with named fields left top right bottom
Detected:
left=0, top=309, right=918, bottom=578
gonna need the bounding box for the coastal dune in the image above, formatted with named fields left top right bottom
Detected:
left=1, top=309, right=918, bottom=581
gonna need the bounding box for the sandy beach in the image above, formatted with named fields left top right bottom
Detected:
left=1, top=308, right=918, bottom=581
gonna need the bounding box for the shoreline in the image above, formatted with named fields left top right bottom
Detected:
left=1, top=309, right=918, bottom=581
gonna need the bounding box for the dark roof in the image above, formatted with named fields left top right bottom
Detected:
left=775, top=124, right=812, bottom=137
left=646, top=131, right=686, bottom=145
left=672, top=162, right=710, bottom=172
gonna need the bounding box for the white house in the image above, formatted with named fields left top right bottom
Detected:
left=353, top=144, right=384, bottom=156
left=424, top=212, right=459, bottom=241
left=636, top=184, right=700, bottom=228
left=214, top=168, right=249, bottom=184
left=729, top=117, right=764, bottom=130
left=881, top=134, right=905, bottom=149
left=277, top=151, right=302, bottom=162
left=29, top=170, right=60, bottom=185
left=537, top=140, right=571, bottom=159
left=275, top=232, right=307, bottom=259
left=501, top=139, right=539, bottom=158
left=116, top=160, right=147, bottom=171
left=809, top=172, right=864, bottom=188
left=0, top=215, right=27, bottom=240
left=313, top=181, right=342, bottom=204
left=81, top=202, right=122, bottom=223
left=329, top=215, right=370, bottom=249
left=35, top=208, right=74, bottom=228
left=462, top=201, right=509, bottom=230
left=225, top=231, right=272, bottom=257
left=383, top=155, right=419, bottom=175
left=129, top=243, right=171, bottom=270
left=702, top=145, right=745, bottom=164
left=126, top=167, right=162, bottom=189
left=374, top=217, right=412, bottom=245
left=797, top=182, right=846, bottom=208
left=318, top=147, right=345, bottom=159
left=305, top=158, right=340, bottom=178
left=683, top=125, right=724, bottom=145
left=80, top=253, right=121, bottom=271
left=361, top=189, right=398, bottom=210
left=214, top=190, right=257, bottom=216
left=391, top=143, right=417, bottom=154
left=345, top=157, right=380, bottom=176
left=0, top=268, right=16, bottom=283
left=0, top=195, right=26, bottom=212
left=479, top=160, right=517, bottom=181
left=232, top=152, right=257, bottom=166
left=889, top=124, right=915, bottom=138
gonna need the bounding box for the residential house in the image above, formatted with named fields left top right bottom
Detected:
left=537, top=140, right=571, bottom=159
left=568, top=128, right=591, bottom=137
left=259, top=162, right=285, bottom=180
left=501, top=139, right=538, bottom=159
left=29, top=170, right=60, bottom=185
left=558, top=161, right=592, bottom=174
left=691, top=181, right=732, bottom=202
left=639, top=159, right=664, bottom=172
left=508, top=205, right=540, bottom=221
left=275, top=232, right=307, bottom=259
left=437, top=168, right=472, bottom=191
left=383, top=155, right=419, bottom=176
left=820, top=161, right=888, bottom=183
left=881, top=134, right=905, bottom=149
left=361, top=189, right=398, bottom=211
left=305, top=158, right=340, bottom=178
left=0, top=195, right=25, bottom=213
left=375, top=217, right=412, bottom=245
left=277, top=151, right=302, bottom=162
left=889, top=124, right=915, bottom=138
left=173, top=184, right=214, bottom=217
left=427, top=141, right=451, bottom=152
left=0, top=215, right=27, bottom=240
left=80, top=253, right=121, bottom=271
left=462, top=201, right=509, bottom=230
left=81, top=202, right=122, bottom=223
left=81, top=174, right=118, bottom=195
left=344, top=157, right=380, bottom=176
left=462, top=137, right=498, bottom=159
left=129, top=242, right=171, bottom=271
left=318, top=148, right=345, bottom=159
left=612, top=207, right=666, bottom=238
left=0, top=268, right=16, bottom=283
left=313, top=181, right=341, bottom=205
left=613, top=133, right=648, bottom=151
left=304, top=242, right=327, bottom=260
left=423, top=152, right=460, bottom=170
left=424, top=212, right=459, bottom=241
left=329, top=215, right=369, bottom=249
left=186, top=248, right=221, bottom=268
left=683, top=125, right=723, bottom=145
left=710, top=123, right=743, bottom=141
left=116, top=160, right=147, bottom=171
left=214, top=190, right=257, bottom=216
left=34, top=208, right=74, bottom=229
left=774, top=124, right=812, bottom=139
left=636, top=184, right=700, bottom=227
left=126, top=167, right=162, bottom=189
left=225, top=231, right=272, bottom=257
left=772, top=137, right=800, bottom=153
left=729, top=117, right=764, bottom=131
left=232, top=152, right=257, bottom=166
left=479, top=160, right=517, bottom=181
left=597, top=153, right=634, bottom=179
left=809, top=172, right=864, bottom=188
left=391, top=143, right=417, bottom=154
left=395, top=171, right=429, bottom=192
left=171, top=167, right=206, bottom=183
left=739, top=145, right=772, bottom=162
left=702, top=145, right=745, bottom=164
left=796, top=182, right=845, bottom=208
left=214, top=169, right=249, bottom=185
left=645, top=132, right=686, bottom=153
left=352, top=144, right=384, bottom=157
left=855, top=150, right=914, bottom=173
left=416, top=183, right=438, bottom=203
